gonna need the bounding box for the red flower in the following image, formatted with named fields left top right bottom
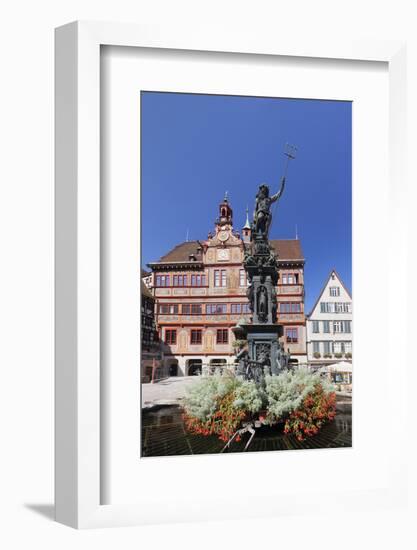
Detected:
left=284, top=385, right=337, bottom=440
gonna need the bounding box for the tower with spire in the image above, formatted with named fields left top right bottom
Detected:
left=242, top=207, right=251, bottom=244
left=215, top=191, right=233, bottom=228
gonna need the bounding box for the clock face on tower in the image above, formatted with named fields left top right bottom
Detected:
left=218, top=230, right=229, bottom=242
left=217, top=248, right=230, bottom=261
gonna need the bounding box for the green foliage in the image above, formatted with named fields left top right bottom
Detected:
left=182, top=368, right=336, bottom=441
left=233, top=380, right=266, bottom=413
left=232, top=339, right=246, bottom=350
left=183, top=373, right=241, bottom=422
left=284, top=384, right=337, bottom=440
left=184, top=392, right=247, bottom=442
left=264, top=368, right=326, bottom=423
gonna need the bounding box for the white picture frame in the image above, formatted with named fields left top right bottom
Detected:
left=55, top=21, right=408, bottom=529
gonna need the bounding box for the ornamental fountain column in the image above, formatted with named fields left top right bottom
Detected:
left=233, top=175, right=293, bottom=382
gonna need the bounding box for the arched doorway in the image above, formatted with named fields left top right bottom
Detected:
left=168, top=362, right=178, bottom=376
left=187, top=359, right=202, bottom=376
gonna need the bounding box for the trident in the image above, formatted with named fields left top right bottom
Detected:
left=283, top=143, right=297, bottom=178
left=270, top=143, right=297, bottom=227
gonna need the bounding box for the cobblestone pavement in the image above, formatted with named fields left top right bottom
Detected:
left=142, top=376, right=201, bottom=408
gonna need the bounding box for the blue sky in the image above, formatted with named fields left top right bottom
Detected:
left=141, top=91, right=351, bottom=313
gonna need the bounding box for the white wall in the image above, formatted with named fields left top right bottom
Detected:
left=1, top=1, right=416, bottom=548
left=306, top=271, right=353, bottom=361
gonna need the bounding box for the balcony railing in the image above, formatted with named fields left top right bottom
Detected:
left=202, top=363, right=237, bottom=376
left=154, top=287, right=249, bottom=297
left=277, top=313, right=305, bottom=322
left=157, top=313, right=251, bottom=323
left=277, top=284, right=303, bottom=295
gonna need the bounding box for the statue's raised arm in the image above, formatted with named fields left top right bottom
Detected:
left=270, top=176, right=286, bottom=203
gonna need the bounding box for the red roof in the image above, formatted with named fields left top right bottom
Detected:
left=150, top=238, right=303, bottom=265
left=158, top=241, right=202, bottom=263
left=270, top=239, right=304, bottom=261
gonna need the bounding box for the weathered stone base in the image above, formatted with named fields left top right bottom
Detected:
left=247, top=325, right=284, bottom=375
left=234, top=323, right=290, bottom=378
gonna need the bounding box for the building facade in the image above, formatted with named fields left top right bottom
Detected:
left=141, top=280, right=164, bottom=382
left=147, top=196, right=307, bottom=376
left=306, top=270, right=352, bottom=365
left=141, top=269, right=153, bottom=289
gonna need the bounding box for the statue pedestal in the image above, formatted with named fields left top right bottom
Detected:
left=246, top=324, right=283, bottom=376
left=233, top=322, right=288, bottom=379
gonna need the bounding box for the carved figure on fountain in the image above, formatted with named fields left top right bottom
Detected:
left=257, top=286, right=268, bottom=322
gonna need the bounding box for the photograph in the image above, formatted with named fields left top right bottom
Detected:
left=1, top=0, right=411, bottom=541
left=140, top=91, right=352, bottom=457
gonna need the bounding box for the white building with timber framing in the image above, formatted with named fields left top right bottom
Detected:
left=306, top=269, right=352, bottom=366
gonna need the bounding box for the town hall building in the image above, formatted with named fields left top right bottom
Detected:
left=146, top=195, right=307, bottom=376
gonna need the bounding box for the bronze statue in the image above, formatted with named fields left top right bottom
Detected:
left=253, top=177, right=285, bottom=238
left=257, top=285, right=268, bottom=321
